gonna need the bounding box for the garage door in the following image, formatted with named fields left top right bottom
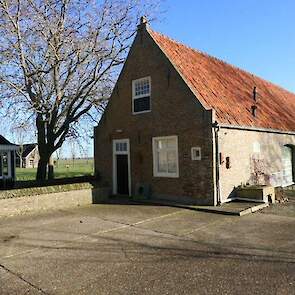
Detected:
left=282, top=146, right=293, bottom=186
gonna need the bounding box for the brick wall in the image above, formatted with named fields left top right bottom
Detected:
left=0, top=189, right=93, bottom=217
left=94, top=27, right=216, bottom=205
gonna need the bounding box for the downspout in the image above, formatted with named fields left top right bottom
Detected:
left=213, top=121, right=221, bottom=205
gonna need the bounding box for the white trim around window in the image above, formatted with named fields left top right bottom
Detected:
left=132, top=76, right=152, bottom=115
left=152, top=135, right=179, bottom=178
left=191, top=147, right=202, bottom=161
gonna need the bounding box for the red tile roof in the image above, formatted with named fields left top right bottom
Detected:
left=149, top=29, right=295, bottom=132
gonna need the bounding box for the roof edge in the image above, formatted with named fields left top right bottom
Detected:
left=218, top=123, right=295, bottom=135
left=0, top=135, right=17, bottom=146
left=147, top=27, right=212, bottom=111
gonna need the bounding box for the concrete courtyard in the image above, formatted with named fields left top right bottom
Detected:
left=0, top=198, right=294, bottom=295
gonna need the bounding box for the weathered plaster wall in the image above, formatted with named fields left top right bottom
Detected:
left=219, top=128, right=295, bottom=202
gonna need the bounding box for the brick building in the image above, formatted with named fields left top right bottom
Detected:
left=16, top=144, right=39, bottom=169
left=94, top=18, right=295, bottom=205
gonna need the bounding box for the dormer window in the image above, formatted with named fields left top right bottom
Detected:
left=132, top=77, right=151, bottom=114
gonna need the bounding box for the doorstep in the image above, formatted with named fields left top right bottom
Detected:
left=135, top=198, right=269, bottom=216
left=200, top=201, right=269, bottom=216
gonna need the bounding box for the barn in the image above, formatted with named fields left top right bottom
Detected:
left=94, top=18, right=295, bottom=205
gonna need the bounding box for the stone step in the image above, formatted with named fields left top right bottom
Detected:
left=135, top=198, right=269, bottom=216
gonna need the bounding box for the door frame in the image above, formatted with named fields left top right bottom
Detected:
left=113, top=139, right=131, bottom=196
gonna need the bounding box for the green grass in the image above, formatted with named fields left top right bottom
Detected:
left=16, top=158, right=94, bottom=181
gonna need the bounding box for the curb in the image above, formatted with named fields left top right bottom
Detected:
left=135, top=199, right=269, bottom=216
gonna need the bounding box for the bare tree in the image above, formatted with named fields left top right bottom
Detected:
left=17, top=145, right=24, bottom=168
left=12, top=123, right=31, bottom=168
left=70, top=139, right=76, bottom=167
left=0, top=0, right=161, bottom=180
left=55, top=145, right=63, bottom=168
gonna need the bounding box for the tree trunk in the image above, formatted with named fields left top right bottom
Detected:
left=48, top=156, right=54, bottom=180
left=36, top=158, right=48, bottom=181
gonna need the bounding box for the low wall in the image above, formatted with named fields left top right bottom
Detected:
left=0, top=187, right=110, bottom=218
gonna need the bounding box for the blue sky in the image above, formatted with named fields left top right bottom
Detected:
left=1, top=1, right=294, bottom=157
left=154, top=0, right=295, bottom=93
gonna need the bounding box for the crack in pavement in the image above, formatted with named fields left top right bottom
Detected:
left=0, top=263, right=50, bottom=295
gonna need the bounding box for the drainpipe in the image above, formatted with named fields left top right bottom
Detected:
left=213, top=121, right=221, bottom=205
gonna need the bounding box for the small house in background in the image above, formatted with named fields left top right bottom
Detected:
left=0, top=135, right=18, bottom=188
left=94, top=18, right=295, bottom=205
left=16, top=144, right=39, bottom=168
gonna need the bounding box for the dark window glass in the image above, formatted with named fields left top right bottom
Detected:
left=3, top=152, right=8, bottom=176
left=134, top=96, right=150, bottom=113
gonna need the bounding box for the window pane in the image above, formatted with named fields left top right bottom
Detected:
left=134, top=96, right=150, bottom=113
left=135, top=78, right=150, bottom=96
left=167, top=150, right=176, bottom=162
left=2, top=153, right=8, bottom=176
left=168, top=162, right=177, bottom=173
left=153, top=136, right=178, bottom=177
left=167, top=151, right=177, bottom=173
left=167, top=138, right=176, bottom=148
left=157, top=151, right=167, bottom=173
left=0, top=154, right=2, bottom=176
left=157, top=139, right=167, bottom=150
left=116, top=142, right=128, bottom=152
left=122, top=142, right=127, bottom=152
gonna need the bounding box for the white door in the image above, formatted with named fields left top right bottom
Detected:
left=282, top=146, right=293, bottom=186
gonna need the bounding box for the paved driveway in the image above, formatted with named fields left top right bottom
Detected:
left=0, top=200, right=294, bottom=295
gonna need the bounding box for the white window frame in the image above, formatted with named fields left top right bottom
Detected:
left=132, top=76, right=152, bottom=115
left=152, top=135, right=179, bottom=178
left=191, top=147, right=202, bottom=161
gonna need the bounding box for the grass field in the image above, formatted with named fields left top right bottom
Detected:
left=16, top=158, right=94, bottom=181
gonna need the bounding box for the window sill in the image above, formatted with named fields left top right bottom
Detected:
left=132, top=110, right=152, bottom=115
left=153, top=174, right=179, bottom=179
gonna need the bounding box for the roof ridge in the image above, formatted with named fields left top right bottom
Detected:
left=149, top=28, right=295, bottom=97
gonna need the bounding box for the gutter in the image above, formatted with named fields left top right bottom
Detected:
left=219, top=124, right=295, bottom=136
left=212, top=121, right=221, bottom=205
